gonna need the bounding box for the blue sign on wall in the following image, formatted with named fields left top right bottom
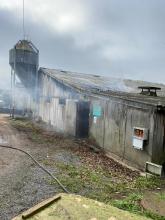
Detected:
left=93, top=105, right=102, bottom=117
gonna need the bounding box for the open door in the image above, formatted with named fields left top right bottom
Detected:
left=76, top=101, right=90, bottom=138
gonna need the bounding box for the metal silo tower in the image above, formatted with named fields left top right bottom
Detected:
left=9, top=40, right=39, bottom=117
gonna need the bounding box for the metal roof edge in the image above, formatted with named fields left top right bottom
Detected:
left=38, top=68, right=160, bottom=109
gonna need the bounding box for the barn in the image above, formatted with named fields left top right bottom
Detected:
left=37, top=67, right=165, bottom=171
left=9, top=40, right=165, bottom=172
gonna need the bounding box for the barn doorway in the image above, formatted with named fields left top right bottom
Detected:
left=76, top=101, right=90, bottom=138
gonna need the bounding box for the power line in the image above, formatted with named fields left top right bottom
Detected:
left=23, top=0, right=25, bottom=39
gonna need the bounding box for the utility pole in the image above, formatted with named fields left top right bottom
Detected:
left=11, top=48, right=16, bottom=119
left=10, top=68, right=13, bottom=118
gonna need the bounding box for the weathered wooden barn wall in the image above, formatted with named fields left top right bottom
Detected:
left=152, top=112, right=165, bottom=165
left=38, top=97, right=77, bottom=135
left=38, top=70, right=83, bottom=135
left=89, top=96, right=159, bottom=170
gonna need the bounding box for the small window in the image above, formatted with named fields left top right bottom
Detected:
left=45, top=96, right=51, bottom=103
left=59, top=98, right=66, bottom=105
left=93, top=104, right=102, bottom=117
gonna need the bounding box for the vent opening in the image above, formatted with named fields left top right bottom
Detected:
left=138, top=86, right=161, bottom=97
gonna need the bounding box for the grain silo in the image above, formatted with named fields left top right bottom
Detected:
left=9, top=40, right=39, bottom=92
left=9, top=40, right=39, bottom=117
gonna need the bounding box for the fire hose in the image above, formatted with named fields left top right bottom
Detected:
left=0, top=144, right=69, bottom=194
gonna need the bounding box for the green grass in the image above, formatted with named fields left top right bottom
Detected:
left=10, top=117, right=59, bottom=144
left=48, top=162, right=165, bottom=220
left=58, top=164, right=108, bottom=190
left=133, top=176, right=163, bottom=190
left=112, top=193, right=165, bottom=220
left=112, top=193, right=142, bottom=212
left=159, top=193, right=165, bottom=201
left=48, top=162, right=115, bottom=200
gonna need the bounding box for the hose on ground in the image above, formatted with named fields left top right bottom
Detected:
left=0, top=144, right=69, bottom=194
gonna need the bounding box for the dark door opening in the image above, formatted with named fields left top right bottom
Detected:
left=76, top=101, right=90, bottom=138
left=162, top=162, right=165, bottom=177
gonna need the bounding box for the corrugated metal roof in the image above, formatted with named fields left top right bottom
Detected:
left=40, top=68, right=133, bottom=92
left=39, top=67, right=165, bottom=106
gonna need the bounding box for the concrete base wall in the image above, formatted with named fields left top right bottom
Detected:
left=89, top=97, right=156, bottom=170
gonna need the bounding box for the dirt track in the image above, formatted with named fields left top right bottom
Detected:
left=0, top=115, right=63, bottom=220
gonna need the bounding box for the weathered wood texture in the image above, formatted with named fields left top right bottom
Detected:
left=89, top=96, right=164, bottom=170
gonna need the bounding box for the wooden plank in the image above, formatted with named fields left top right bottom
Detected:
left=22, top=195, right=61, bottom=219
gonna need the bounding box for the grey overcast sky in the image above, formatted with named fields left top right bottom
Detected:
left=0, top=0, right=165, bottom=88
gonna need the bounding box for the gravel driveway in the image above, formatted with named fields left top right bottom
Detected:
left=0, top=115, right=73, bottom=220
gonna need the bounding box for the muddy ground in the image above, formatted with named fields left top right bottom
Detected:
left=0, top=114, right=165, bottom=220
